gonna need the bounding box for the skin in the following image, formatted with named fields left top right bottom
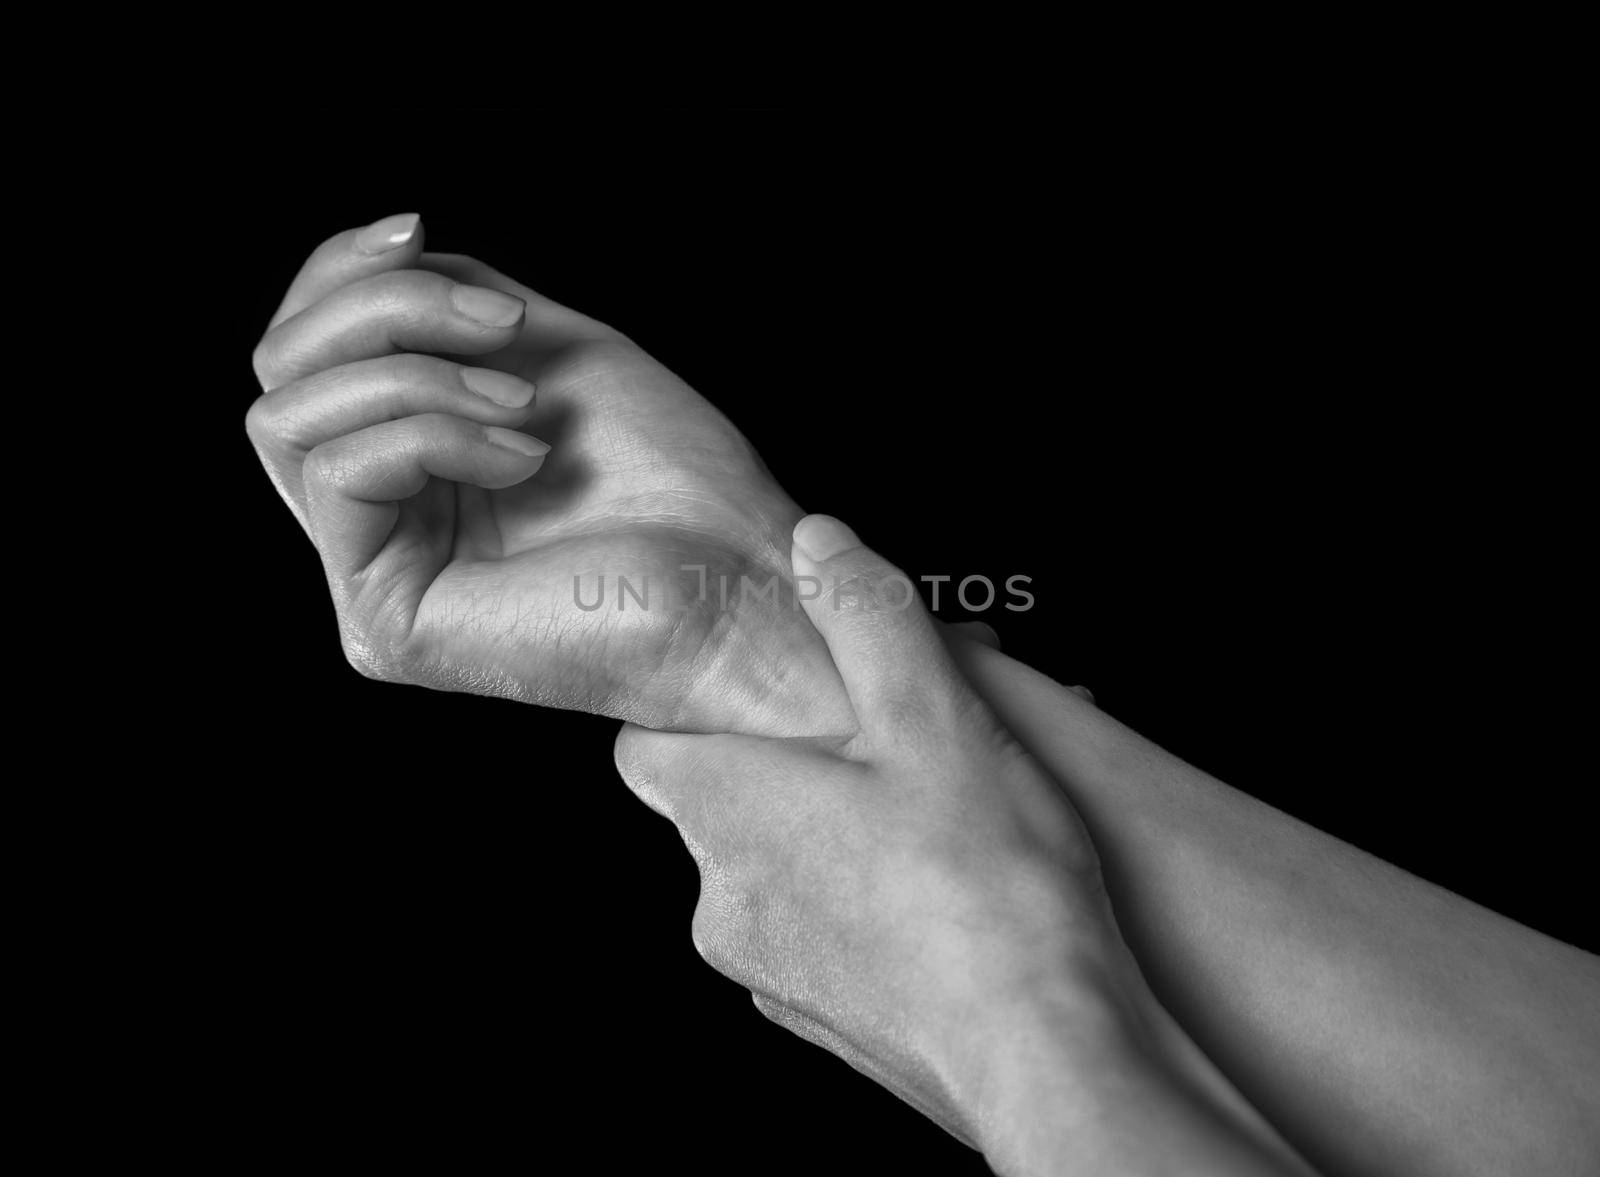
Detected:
left=247, top=212, right=852, bottom=736
left=937, top=641, right=1600, bottom=1177
left=253, top=215, right=1600, bottom=1175
left=615, top=515, right=1311, bottom=1176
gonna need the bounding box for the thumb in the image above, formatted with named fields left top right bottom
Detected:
left=791, top=514, right=963, bottom=740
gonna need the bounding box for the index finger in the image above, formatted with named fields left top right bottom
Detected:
left=267, top=212, right=425, bottom=330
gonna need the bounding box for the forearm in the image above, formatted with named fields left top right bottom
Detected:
left=947, top=639, right=1600, bottom=1177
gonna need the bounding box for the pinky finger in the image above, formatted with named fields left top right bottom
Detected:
left=302, top=414, right=548, bottom=576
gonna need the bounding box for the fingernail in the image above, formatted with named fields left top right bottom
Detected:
left=354, top=212, right=419, bottom=255
left=485, top=427, right=550, bottom=458
left=452, top=284, right=526, bottom=328
left=793, top=514, right=860, bottom=562
left=462, top=368, right=535, bottom=409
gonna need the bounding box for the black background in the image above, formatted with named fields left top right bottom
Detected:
left=157, top=109, right=1587, bottom=1170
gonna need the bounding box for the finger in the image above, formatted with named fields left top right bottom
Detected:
left=1070, top=684, right=1096, bottom=704
left=268, top=212, right=426, bottom=330
left=253, top=268, right=526, bottom=392
left=943, top=620, right=1000, bottom=651
left=302, top=414, right=548, bottom=576
left=420, top=252, right=616, bottom=349
left=246, top=354, right=538, bottom=518
left=791, top=514, right=966, bottom=743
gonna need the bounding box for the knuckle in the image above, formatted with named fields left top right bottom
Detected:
left=334, top=601, right=423, bottom=686
left=408, top=410, right=462, bottom=436
left=691, top=871, right=770, bottom=976
left=336, top=622, right=390, bottom=681
left=356, top=268, right=449, bottom=318
left=689, top=904, right=737, bottom=974
left=396, top=411, right=471, bottom=451
left=250, top=335, right=283, bottom=391
left=242, top=396, right=276, bottom=447
left=299, top=445, right=340, bottom=493
left=340, top=637, right=385, bottom=681
left=382, top=640, right=427, bottom=685
left=383, top=351, right=458, bottom=388
left=300, top=442, right=367, bottom=499
left=242, top=385, right=313, bottom=452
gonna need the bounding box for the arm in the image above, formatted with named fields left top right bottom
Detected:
left=944, top=638, right=1600, bottom=1177
left=615, top=515, right=1313, bottom=1176
left=971, top=982, right=1312, bottom=1176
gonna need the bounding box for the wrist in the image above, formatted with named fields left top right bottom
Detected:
left=674, top=553, right=857, bottom=737
left=944, top=960, right=1151, bottom=1172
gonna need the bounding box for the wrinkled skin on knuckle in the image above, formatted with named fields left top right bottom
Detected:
left=395, top=351, right=459, bottom=388
left=244, top=386, right=321, bottom=464
left=242, top=396, right=275, bottom=449
left=242, top=399, right=293, bottom=493
left=334, top=598, right=394, bottom=682
left=690, top=871, right=779, bottom=988
left=331, top=604, right=387, bottom=680
left=339, top=636, right=385, bottom=681
left=335, top=621, right=425, bottom=686
left=298, top=446, right=347, bottom=500
left=317, top=552, right=432, bottom=687
left=690, top=902, right=736, bottom=975
left=250, top=336, right=281, bottom=391
left=248, top=379, right=302, bottom=443
left=339, top=271, right=432, bottom=338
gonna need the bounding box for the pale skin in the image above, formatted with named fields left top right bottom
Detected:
left=616, top=514, right=1314, bottom=1176
left=939, top=639, right=1600, bottom=1177
left=251, top=213, right=1600, bottom=1176
left=247, top=212, right=850, bottom=736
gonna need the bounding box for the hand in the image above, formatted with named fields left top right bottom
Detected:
left=246, top=213, right=852, bottom=734
left=614, top=515, right=1127, bottom=1155
left=614, top=515, right=1310, bottom=1175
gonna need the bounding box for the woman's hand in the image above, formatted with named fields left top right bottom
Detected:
left=246, top=214, right=852, bottom=735
left=615, top=515, right=1311, bottom=1175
